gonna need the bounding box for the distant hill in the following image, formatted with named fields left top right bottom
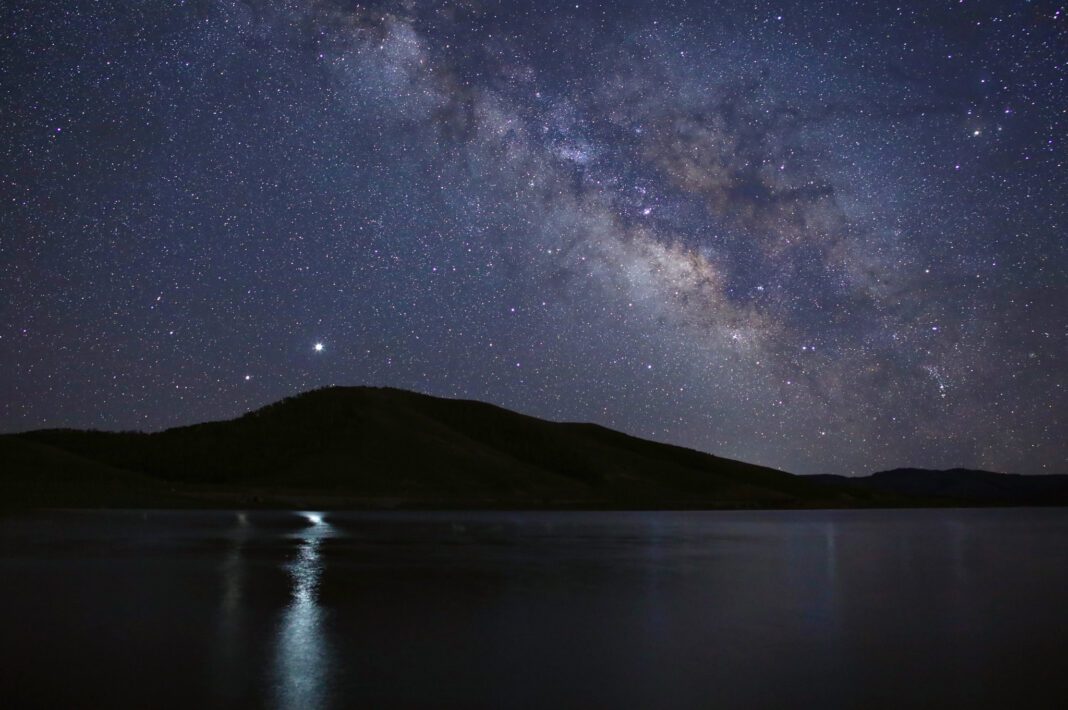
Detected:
left=807, top=468, right=1068, bottom=506
left=0, top=436, right=192, bottom=510
left=2, top=386, right=885, bottom=510
left=2, top=387, right=1062, bottom=510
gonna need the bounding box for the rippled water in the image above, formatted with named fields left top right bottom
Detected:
left=2, top=508, right=1066, bottom=708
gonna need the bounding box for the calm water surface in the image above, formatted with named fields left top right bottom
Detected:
left=2, top=508, right=1066, bottom=708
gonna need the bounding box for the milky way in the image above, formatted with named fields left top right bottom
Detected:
left=1, top=0, right=1065, bottom=474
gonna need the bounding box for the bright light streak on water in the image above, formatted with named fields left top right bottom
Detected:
left=275, top=513, right=333, bottom=710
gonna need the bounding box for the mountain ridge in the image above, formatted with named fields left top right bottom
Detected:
left=2, top=386, right=1062, bottom=509
left=809, top=468, right=1068, bottom=506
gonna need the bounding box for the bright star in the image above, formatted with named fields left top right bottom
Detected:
left=314, top=342, right=324, bottom=352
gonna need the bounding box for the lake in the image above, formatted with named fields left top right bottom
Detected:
left=1, top=508, right=1066, bottom=708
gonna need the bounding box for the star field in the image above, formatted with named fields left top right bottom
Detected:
left=1, top=0, right=1065, bottom=474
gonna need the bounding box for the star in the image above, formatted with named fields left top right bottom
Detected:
left=314, top=342, right=324, bottom=352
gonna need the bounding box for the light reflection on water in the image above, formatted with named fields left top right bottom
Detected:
left=4, top=509, right=1068, bottom=708
left=222, top=512, right=251, bottom=614
left=275, top=512, right=334, bottom=710
left=212, top=511, right=251, bottom=705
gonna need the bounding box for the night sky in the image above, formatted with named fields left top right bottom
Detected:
left=1, top=0, right=1064, bottom=475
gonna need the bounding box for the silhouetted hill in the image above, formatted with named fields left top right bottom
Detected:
left=808, top=468, right=1068, bottom=506
left=5, top=388, right=1063, bottom=509
left=0, top=436, right=189, bottom=510
left=3, top=386, right=883, bottom=510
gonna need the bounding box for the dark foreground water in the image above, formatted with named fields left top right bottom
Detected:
left=1, top=509, right=1066, bottom=709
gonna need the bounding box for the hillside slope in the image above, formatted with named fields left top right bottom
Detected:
left=0, top=436, right=188, bottom=509
left=5, top=386, right=876, bottom=509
